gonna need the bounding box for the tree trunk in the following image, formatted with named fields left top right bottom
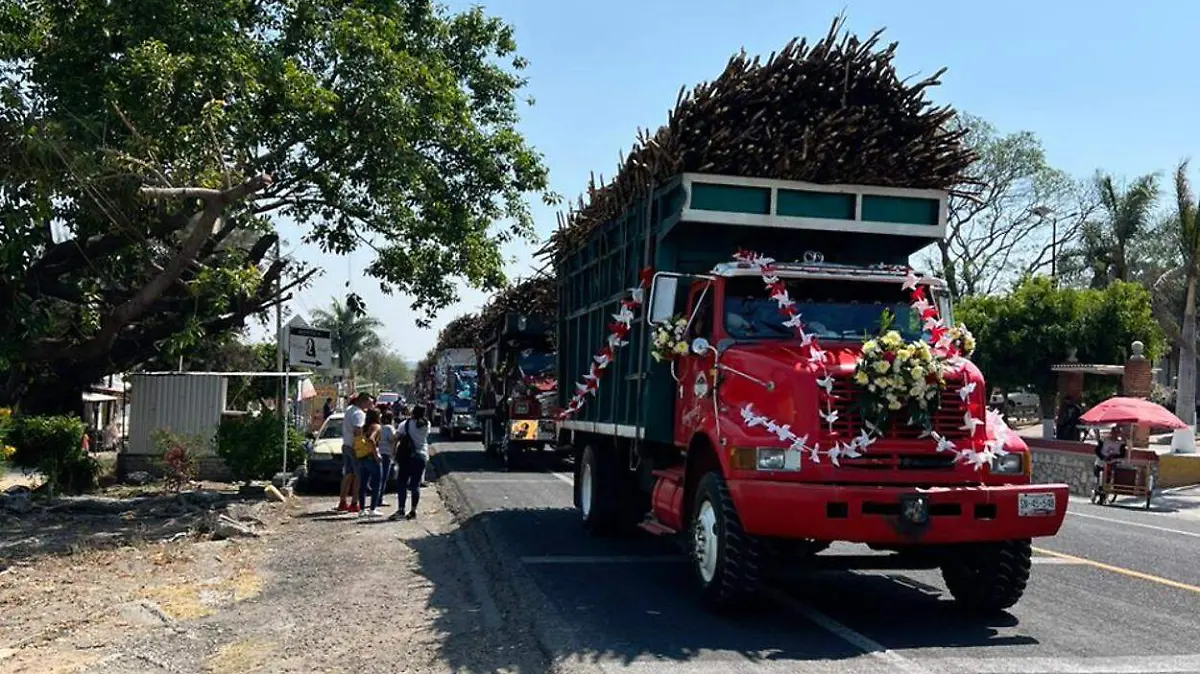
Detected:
left=1175, top=270, right=1198, bottom=426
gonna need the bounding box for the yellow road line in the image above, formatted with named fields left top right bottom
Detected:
left=1032, top=546, right=1200, bottom=594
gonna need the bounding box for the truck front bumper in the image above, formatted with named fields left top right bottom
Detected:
left=727, top=481, right=1069, bottom=544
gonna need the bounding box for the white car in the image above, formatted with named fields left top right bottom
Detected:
left=296, top=413, right=399, bottom=492
left=989, top=390, right=1040, bottom=418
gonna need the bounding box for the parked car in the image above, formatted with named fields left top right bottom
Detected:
left=295, top=412, right=398, bottom=492
left=989, top=389, right=1040, bottom=418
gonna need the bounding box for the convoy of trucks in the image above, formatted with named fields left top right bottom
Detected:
left=416, top=23, right=1071, bottom=614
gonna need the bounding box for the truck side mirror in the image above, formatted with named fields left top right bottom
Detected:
left=648, top=274, right=680, bottom=325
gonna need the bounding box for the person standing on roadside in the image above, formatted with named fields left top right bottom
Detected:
left=337, top=392, right=372, bottom=513
left=389, top=404, right=431, bottom=521
left=377, top=411, right=397, bottom=508
left=355, top=408, right=384, bottom=518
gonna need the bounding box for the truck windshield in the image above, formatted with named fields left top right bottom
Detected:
left=723, top=276, right=934, bottom=342
left=517, top=350, right=555, bottom=377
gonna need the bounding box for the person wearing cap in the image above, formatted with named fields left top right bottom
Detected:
left=337, top=392, right=373, bottom=512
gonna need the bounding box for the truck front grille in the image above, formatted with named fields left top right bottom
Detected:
left=826, top=377, right=973, bottom=443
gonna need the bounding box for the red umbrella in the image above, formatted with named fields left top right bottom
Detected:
left=1079, top=396, right=1189, bottom=429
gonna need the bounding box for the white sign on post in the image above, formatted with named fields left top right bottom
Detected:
left=288, top=326, right=333, bottom=371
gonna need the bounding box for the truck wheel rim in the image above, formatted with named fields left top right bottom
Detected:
left=694, top=500, right=719, bottom=584
left=580, top=461, right=593, bottom=520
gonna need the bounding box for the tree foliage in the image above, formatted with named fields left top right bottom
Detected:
left=926, top=114, right=1098, bottom=300
left=356, top=347, right=411, bottom=389
left=0, top=0, right=550, bottom=411
left=311, top=298, right=383, bottom=373
left=958, top=277, right=1164, bottom=402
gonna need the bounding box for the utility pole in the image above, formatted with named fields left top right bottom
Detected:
left=275, top=239, right=284, bottom=416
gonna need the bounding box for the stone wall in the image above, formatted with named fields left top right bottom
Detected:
left=1030, top=446, right=1095, bottom=496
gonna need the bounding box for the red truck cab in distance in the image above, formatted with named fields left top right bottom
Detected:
left=555, top=172, right=1069, bottom=613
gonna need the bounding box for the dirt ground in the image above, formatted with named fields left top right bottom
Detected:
left=0, top=481, right=549, bottom=673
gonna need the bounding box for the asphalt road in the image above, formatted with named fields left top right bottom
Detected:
left=430, top=435, right=1200, bottom=674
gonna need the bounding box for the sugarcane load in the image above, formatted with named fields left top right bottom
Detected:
left=544, top=17, right=1070, bottom=613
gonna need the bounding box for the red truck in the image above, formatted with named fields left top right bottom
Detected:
left=554, top=172, right=1069, bottom=612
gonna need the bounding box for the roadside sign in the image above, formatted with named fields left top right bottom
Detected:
left=288, top=326, right=333, bottom=370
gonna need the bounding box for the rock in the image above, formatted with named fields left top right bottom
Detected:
left=126, top=471, right=152, bottom=486
left=116, top=600, right=177, bottom=628
left=1, top=493, right=33, bottom=514
left=238, top=483, right=267, bottom=498
left=263, top=485, right=287, bottom=503
left=222, top=501, right=267, bottom=524
left=271, top=472, right=295, bottom=490
left=205, top=513, right=260, bottom=540
left=3, top=485, right=31, bottom=496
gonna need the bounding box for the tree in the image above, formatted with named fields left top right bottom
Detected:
left=312, top=298, right=383, bottom=375
left=356, top=347, right=411, bottom=389
left=0, top=0, right=551, bottom=412
left=926, top=114, right=1097, bottom=300
left=958, top=276, right=1164, bottom=411
left=1171, top=161, right=1200, bottom=426
left=1066, top=172, right=1161, bottom=289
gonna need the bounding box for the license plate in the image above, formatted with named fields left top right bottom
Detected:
left=1018, top=492, right=1057, bottom=517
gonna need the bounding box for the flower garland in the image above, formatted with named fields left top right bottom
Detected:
left=556, top=268, right=653, bottom=421
left=732, top=251, right=1004, bottom=469
left=650, top=314, right=690, bottom=362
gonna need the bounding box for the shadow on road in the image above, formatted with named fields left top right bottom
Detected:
left=407, top=503, right=1039, bottom=671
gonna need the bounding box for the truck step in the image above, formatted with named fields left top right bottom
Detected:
left=638, top=519, right=678, bottom=536
left=651, top=467, right=684, bottom=484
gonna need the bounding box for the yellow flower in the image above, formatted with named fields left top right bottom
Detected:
left=910, top=365, right=925, bottom=379
left=863, top=340, right=879, bottom=354
left=873, top=360, right=890, bottom=374
left=0, top=445, right=15, bottom=461
left=673, top=341, right=688, bottom=355
left=853, top=370, right=869, bottom=385
left=882, top=331, right=903, bottom=348
left=0, top=407, right=10, bottom=418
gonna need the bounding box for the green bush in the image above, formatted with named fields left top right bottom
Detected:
left=216, top=413, right=304, bottom=482
left=5, top=414, right=96, bottom=495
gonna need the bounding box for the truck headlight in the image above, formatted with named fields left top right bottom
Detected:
left=756, top=448, right=787, bottom=471
left=991, top=452, right=1023, bottom=474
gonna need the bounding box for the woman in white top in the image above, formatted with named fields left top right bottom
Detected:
left=389, top=404, right=432, bottom=521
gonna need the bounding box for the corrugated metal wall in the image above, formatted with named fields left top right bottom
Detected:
left=128, top=375, right=228, bottom=456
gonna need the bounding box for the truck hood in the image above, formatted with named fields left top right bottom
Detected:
left=716, top=341, right=984, bottom=445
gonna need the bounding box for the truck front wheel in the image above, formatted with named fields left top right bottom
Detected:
left=691, top=472, right=762, bottom=611
left=577, top=445, right=621, bottom=534
left=940, top=539, right=1032, bottom=613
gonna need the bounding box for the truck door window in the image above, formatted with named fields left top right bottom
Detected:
left=688, top=286, right=714, bottom=339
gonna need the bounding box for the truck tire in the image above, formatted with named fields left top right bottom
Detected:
left=940, top=539, right=1032, bottom=613
left=577, top=444, right=621, bottom=535
left=690, top=472, right=762, bottom=611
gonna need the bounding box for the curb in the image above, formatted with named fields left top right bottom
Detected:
left=429, top=448, right=603, bottom=674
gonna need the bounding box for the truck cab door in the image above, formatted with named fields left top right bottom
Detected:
left=674, top=283, right=715, bottom=446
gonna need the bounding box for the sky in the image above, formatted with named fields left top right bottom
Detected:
left=251, top=0, right=1199, bottom=362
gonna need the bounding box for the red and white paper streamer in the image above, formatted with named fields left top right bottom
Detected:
left=556, top=268, right=653, bottom=421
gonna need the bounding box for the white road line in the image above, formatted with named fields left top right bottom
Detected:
left=550, top=471, right=575, bottom=486
left=1067, top=509, right=1200, bottom=539
left=521, top=555, right=686, bottom=565
left=925, top=654, right=1200, bottom=673
left=764, top=587, right=931, bottom=674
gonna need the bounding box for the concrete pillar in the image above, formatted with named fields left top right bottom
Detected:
left=1124, top=341, right=1153, bottom=448
left=1047, top=349, right=1083, bottom=440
